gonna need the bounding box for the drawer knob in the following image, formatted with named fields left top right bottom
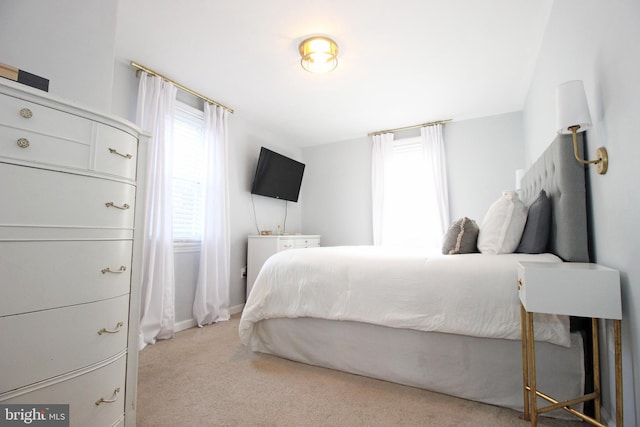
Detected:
left=101, top=265, right=127, bottom=274
left=19, top=108, right=33, bottom=119
left=517, top=278, right=523, bottom=290
left=17, top=138, right=30, bottom=148
left=97, top=321, right=124, bottom=335
left=108, top=147, right=133, bottom=159
left=95, top=387, right=121, bottom=405
left=105, top=202, right=130, bottom=210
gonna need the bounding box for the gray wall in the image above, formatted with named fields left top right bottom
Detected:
left=302, top=112, right=525, bottom=246
left=301, top=137, right=373, bottom=247
left=523, top=1, right=639, bottom=424
left=446, top=112, right=525, bottom=222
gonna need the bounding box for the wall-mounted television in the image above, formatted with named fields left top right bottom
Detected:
left=250, top=147, right=305, bottom=202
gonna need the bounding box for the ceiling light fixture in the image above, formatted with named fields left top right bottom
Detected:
left=299, top=36, right=338, bottom=73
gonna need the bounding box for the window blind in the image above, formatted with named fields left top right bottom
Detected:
left=173, top=103, right=205, bottom=241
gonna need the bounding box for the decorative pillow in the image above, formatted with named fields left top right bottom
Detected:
left=477, top=191, right=527, bottom=255
left=442, top=217, right=479, bottom=255
left=516, top=190, right=551, bottom=254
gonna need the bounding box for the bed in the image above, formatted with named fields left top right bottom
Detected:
left=239, top=133, right=590, bottom=416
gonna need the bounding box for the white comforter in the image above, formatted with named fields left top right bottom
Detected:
left=239, top=246, right=571, bottom=347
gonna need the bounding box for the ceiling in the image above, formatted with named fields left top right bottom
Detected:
left=115, top=0, right=554, bottom=147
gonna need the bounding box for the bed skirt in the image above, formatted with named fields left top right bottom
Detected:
left=247, top=317, right=584, bottom=418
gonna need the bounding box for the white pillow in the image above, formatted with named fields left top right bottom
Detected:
left=477, top=191, right=527, bottom=254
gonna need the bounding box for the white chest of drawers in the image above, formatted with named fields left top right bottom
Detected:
left=246, top=234, right=321, bottom=297
left=0, top=79, right=147, bottom=427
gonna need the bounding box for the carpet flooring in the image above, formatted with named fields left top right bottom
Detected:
left=136, top=315, right=581, bottom=426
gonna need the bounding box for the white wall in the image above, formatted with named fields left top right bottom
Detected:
left=524, top=1, right=640, bottom=424
left=0, top=0, right=117, bottom=112
left=302, top=112, right=525, bottom=246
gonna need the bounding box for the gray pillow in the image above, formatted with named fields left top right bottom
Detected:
left=442, top=217, right=479, bottom=255
left=516, top=190, right=551, bottom=254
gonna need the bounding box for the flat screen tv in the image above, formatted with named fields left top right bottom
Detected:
left=251, top=147, right=305, bottom=202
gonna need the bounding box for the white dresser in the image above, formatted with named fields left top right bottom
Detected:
left=0, top=79, right=147, bottom=427
left=246, top=234, right=321, bottom=297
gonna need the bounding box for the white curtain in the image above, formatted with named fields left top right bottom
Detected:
left=193, top=103, right=231, bottom=325
left=371, top=124, right=450, bottom=249
left=420, top=124, right=450, bottom=236
left=136, top=72, right=177, bottom=350
left=371, top=133, right=394, bottom=246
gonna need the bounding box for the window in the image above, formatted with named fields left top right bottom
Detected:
left=382, top=137, right=442, bottom=251
left=173, top=102, right=205, bottom=242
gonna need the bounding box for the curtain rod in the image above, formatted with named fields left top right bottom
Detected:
left=368, top=119, right=451, bottom=136
left=130, top=61, right=234, bottom=114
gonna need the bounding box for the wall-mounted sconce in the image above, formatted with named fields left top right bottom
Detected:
left=556, top=80, right=608, bottom=174
left=515, top=168, right=526, bottom=198
left=299, top=36, right=338, bottom=73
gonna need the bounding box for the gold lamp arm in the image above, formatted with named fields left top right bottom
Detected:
left=569, top=125, right=608, bottom=174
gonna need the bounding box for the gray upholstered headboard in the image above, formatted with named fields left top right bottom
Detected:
left=520, top=133, right=590, bottom=262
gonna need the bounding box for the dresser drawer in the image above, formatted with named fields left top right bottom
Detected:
left=0, top=93, right=93, bottom=143
left=294, top=237, right=321, bottom=248
left=0, top=123, right=91, bottom=170
left=1, top=354, right=126, bottom=427
left=277, top=239, right=295, bottom=250
left=0, top=240, right=133, bottom=316
left=0, top=295, right=129, bottom=393
left=0, top=163, right=135, bottom=229
left=94, top=123, right=138, bottom=180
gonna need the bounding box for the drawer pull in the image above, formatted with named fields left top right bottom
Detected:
left=19, top=108, right=33, bottom=119
left=95, top=387, right=121, bottom=405
left=108, top=147, right=133, bottom=159
left=17, top=138, right=30, bottom=148
left=517, top=278, right=523, bottom=290
left=97, top=321, right=124, bottom=335
left=101, top=265, right=127, bottom=274
left=105, top=202, right=130, bottom=210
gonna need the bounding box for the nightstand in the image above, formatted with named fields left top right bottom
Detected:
left=517, top=261, right=622, bottom=427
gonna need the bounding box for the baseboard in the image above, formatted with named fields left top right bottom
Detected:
left=230, top=303, right=245, bottom=315
left=175, top=304, right=245, bottom=333
left=175, top=318, right=197, bottom=333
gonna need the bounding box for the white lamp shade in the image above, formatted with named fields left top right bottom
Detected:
left=556, top=80, right=592, bottom=134
left=515, top=169, right=526, bottom=190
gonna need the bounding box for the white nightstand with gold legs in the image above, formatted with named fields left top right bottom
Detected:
left=517, top=262, right=622, bottom=427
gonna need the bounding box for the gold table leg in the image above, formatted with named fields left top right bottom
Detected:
left=614, top=319, right=623, bottom=427
left=592, top=318, right=601, bottom=422
left=521, top=303, right=530, bottom=421
left=521, top=313, right=622, bottom=427
left=527, top=310, right=537, bottom=426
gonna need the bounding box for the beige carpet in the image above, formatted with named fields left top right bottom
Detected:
left=136, top=315, right=580, bottom=427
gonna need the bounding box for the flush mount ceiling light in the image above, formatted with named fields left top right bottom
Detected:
left=299, top=36, right=338, bottom=73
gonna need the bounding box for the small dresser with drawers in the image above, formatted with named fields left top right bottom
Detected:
left=0, top=79, right=147, bottom=427
left=246, top=234, right=321, bottom=297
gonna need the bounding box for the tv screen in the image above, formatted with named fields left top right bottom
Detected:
left=251, top=147, right=305, bottom=202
